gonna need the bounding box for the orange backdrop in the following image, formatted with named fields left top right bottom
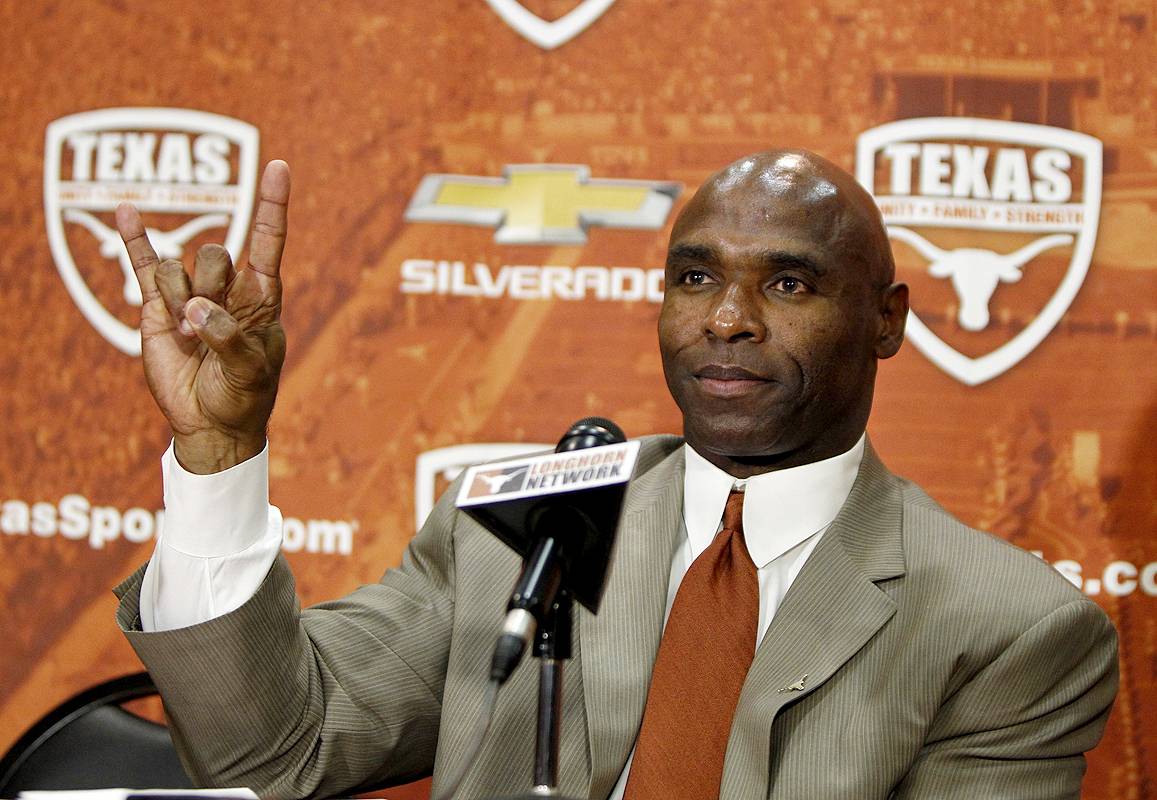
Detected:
left=1, top=2, right=1153, bottom=798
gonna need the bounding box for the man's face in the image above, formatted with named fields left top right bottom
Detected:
left=658, top=153, right=900, bottom=474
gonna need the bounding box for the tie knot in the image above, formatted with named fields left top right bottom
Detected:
left=722, top=489, right=744, bottom=533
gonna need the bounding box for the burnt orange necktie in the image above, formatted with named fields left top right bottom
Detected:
left=623, top=489, right=758, bottom=800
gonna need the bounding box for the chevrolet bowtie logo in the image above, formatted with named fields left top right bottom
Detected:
left=404, top=164, right=681, bottom=245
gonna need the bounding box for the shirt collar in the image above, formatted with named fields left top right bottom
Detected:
left=681, top=435, right=866, bottom=568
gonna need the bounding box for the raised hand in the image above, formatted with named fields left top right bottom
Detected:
left=116, top=161, right=291, bottom=474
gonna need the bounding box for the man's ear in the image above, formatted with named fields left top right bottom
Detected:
left=875, top=282, right=908, bottom=359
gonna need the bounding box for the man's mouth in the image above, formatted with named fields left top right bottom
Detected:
left=693, top=365, right=770, bottom=398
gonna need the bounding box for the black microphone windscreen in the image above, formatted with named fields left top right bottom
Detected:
left=556, top=417, right=627, bottom=452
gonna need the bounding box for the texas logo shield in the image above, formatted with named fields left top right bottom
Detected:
left=855, top=118, right=1103, bottom=386
left=484, top=0, right=617, bottom=49
left=44, top=108, right=259, bottom=355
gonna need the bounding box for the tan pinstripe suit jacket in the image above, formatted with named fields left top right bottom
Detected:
left=115, top=436, right=1117, bottom=799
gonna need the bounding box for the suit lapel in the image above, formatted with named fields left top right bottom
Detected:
left=579, top=442, right=685, bottom=800
left=721, top=442, right=907, bottom=799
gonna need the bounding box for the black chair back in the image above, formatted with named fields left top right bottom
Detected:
left=0, top=673, right=191, bottom=798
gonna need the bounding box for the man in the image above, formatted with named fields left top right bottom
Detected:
left=114, top=151, right=1118, bottom=799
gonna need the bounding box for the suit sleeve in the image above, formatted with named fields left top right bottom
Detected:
left=894, top=597, right=1118, bottom=800
left=114, top=478, right=462, bottom=800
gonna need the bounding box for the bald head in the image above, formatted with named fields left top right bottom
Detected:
left=674, top=149, right=896, bottom=287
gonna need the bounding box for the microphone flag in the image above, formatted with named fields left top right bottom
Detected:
left=456, top=440, right=639, bottom=613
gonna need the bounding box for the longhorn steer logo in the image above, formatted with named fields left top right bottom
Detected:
left=44, top=108, right=259, bottom=355
left=63, top=209, right=230, bottom=306
left=856, top=118, right=1103, bottom=386
left=887, top=227, right=1074, bottom=332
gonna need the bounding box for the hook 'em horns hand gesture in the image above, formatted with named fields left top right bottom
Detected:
left=116, top=161, right=291, bottom=474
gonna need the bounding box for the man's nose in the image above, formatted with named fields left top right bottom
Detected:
left=704, top=283, right=766, bottom=342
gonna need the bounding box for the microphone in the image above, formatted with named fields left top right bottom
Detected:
left=455, top=417, right=637, bottom=684
left=556, top=417, right=625, bottom=452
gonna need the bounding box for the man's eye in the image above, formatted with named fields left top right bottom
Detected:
left=682, top=270, right=711, bottom=286
left=773, top=277, right=809, bottom=294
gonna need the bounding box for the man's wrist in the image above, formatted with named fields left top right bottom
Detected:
left=173, top=430, right=267, bottom=474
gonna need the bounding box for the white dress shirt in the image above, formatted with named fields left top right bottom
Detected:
left=607, top=436, right=864, bottom=799
left=139, top=434, right=865, bottom=797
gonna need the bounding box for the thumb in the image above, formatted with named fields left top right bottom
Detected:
left=184, top=297, right=255, bottom=363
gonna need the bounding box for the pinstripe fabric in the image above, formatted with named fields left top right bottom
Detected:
left=579, top=439, right=685, bottom=800
left=722, top=444, right=1117, bottom=799
left=115, top=436, right=1117, bottom=799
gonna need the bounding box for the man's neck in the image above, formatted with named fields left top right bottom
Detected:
left=688, top=431, right=868, bottom=478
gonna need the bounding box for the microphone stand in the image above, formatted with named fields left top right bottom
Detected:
left=459, top=418, right=629, bottom=800
left=484, top=590, right=579, bottom=800
left=532, top=589, right=572, bottom=795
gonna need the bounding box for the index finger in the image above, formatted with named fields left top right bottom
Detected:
left=115, top=202, right=161, bottom=303
left=246, top=160, right=291, bottom=278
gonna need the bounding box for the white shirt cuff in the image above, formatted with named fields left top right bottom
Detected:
left=139, top=441, right=283, bottom=632
left=161, top=440, right=273, bottom=557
